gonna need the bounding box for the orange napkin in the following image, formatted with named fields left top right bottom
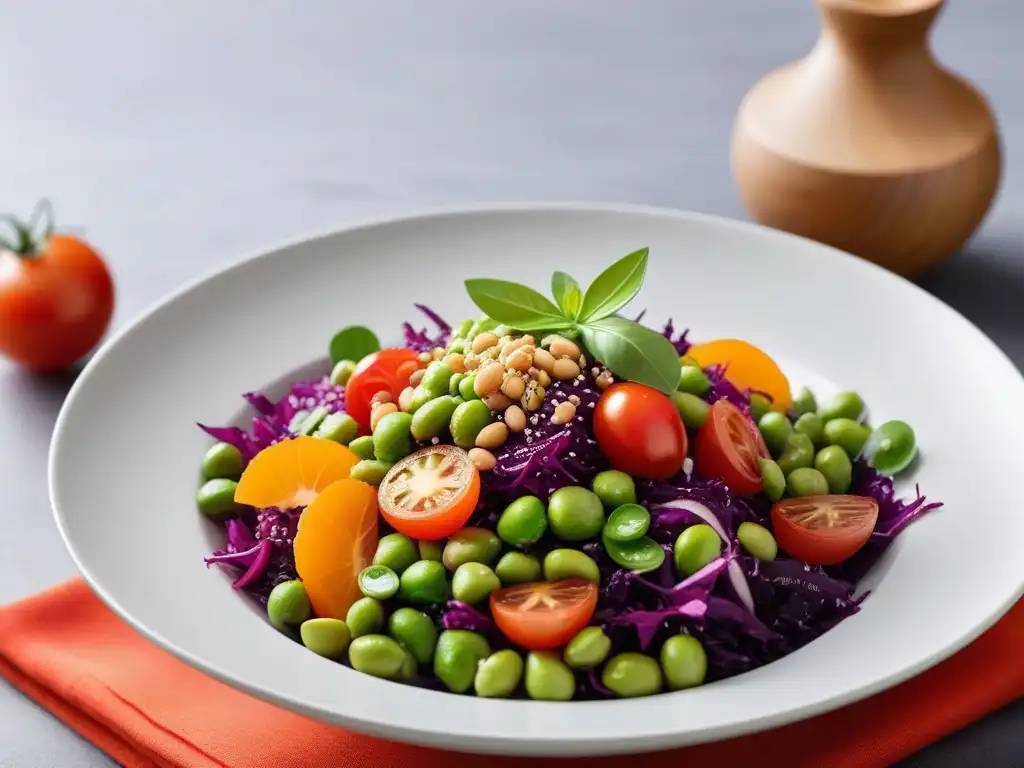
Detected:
left=0, top=580, right=1020, bottom=768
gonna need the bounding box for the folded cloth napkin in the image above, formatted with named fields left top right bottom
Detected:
left=0, top=580, right=1020, bottom=768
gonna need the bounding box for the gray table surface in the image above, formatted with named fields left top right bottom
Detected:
left=1, top=1, right=1021, bottom=765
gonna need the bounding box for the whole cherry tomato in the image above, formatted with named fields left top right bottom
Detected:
left=593, top=382, right=687, bottom=481
left=344, top=347, right=423, bottom=433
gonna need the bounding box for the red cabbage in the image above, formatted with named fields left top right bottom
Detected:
left=441, top=601, right=502, bottom=643
left=661, top=319, right=691, bottom=355
left=402, top=304, right=451, bottom=352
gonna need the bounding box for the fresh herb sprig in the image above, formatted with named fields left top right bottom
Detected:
left=465, top=248, right=680, bottom=394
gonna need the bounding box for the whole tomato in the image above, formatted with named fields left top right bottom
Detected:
left=0, top=202, right=114, bottom=371
left=593, top=381, right=688, bottom=481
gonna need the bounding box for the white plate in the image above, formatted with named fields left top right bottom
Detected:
left=50, top=204, right=1024, bottom=756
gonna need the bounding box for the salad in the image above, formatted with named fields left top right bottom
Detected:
left=195, top=249, right=941, bottom=700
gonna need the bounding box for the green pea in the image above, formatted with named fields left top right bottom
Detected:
left=736, top=521, right=777, bottom=561
left=450, top=399, right=492, bottom=449
left=748, top=393, right=772, bottom=423
left=420, top=361, right=454, bottom=398
left=448, top=372, right=466, bottom=397
left=603, top=534, right=665, bottom=572
left=434, top=630, right=491, bottom=693
left=677, top=365, right=711, bottom=396
left=475, top=649, right=524, bottom=698
left=348, top=634, right=407, bottom=679
left=660, top=635, right=707, bottom=690
left=814, top=445, right=853, bottom=494
left=604, top=503, right=650, bottom=542
left=863, top=420, right=917, bottom=476
left=453, top=319, right=475, bottom=338
left=457, top=374, right=480, bottom=401
left=398, top=560, right=449, bottom=604
left=759, top=458, right=786, bottom=502
left=672, top=391, right=710, bottom=430
left=300, top=618, right=351, bottom=659
left=563, top=626, right=611, bottom=670
left=823, top=418, right=873, bottom=458
left=524, top=651, right=575, bottom=701
left=495, top=552, right=542, bottom=585
left=387, top=607, right=438, bottom=665
left=196, top=478, right=242, bottom=520
left=591, top=470, right=637, bottom=509
left=452, top=562, right=501, bottom=604
left=330, top=359, right=357, bottom=386
left=296, top=405, right=330, bottom=435
left=201, top=442, right=243, bottom=480
left=792, top=386, right=818, bottom=417
left=547, top=486, right=605, bottom=541
left=313, top=412, right=359, bottom=445
left=373, top=412, right=414, bottom=463
left=776, top=431, right=815, bottom=475
left=442, top=527, right=502, bottom=571
left=345, top=597, right=385, bottom=638
left=496, top=496, right=548, bottom=547
left=820, top=391, right=866, bottom=423
left=348, top=435, right=376, bottom=461
left=793, top=412, right=825, bottom=447
left=418, top=539, right=445, bottom=562
left=267, top=580, right=311, bottom=631
left=410, top=396, right=459, bottom=441
left=373, top=533, right=419, bottom=574
left=349, top=459, right=393, bottom=486
left=602, top=652, right=663, bottom=698
left=787, top=467, right=829, bottom=497
left=673, top=524, right=722, bottom=576
left=358, top=565, right=400, bottom=599
left=758, top=411, right=793, bottom=458
left=408, top=386, right=435, bottom=413
left=543, top=548, right=600, bottom=584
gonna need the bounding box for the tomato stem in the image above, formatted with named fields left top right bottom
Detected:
left=0, top=199, right=55, bottom=258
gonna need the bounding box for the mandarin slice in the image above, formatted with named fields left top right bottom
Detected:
left=234, top=435, right=359, bottom=509
left=686, top=339, right=792, bottom=413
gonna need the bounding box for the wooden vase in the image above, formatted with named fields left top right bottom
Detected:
left=731, top=0, right=1001, bottom=277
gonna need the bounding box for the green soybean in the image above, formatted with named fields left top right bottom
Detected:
left=348, top=634, right=407, bottom=679
left=602, top=652, right=663, bottom=698
left=814, top=445, right=853, bottom=494
left=673, top=524, right=722, bottom=576
left=660, top=634, right=707, bottom=690
left=793, top=412, right=825, bottom=448
left=330, top=359, right=357, bottom=386
left=543, top=549, right=600, bottom=584
left=434, top=630, right=491, bottom=693
left=823, top=418, right=873, bottom=458
left=201, top=442, right=243, bottom=480
left=348, top=435, right=376, bottom=461
left=736, top=521, right=777, bottom=561
left=399, top=649, right=418, bottom=679
left=267, top=580, right=311, bottom=631
left=453, top=319, right=475, bottom=338
left=418, top=539, right=445, bottom=562
left=475, top=650, right=524, bottom=698
left=749, top=393, right=772, bottom=423
left=296, top=406, right=330, bottom=435
left=863, top=420, right=917, bottom=476
left=387, top=607, right=438, bottom=665
left=288, top=410, right=310, bottom=434
left=358, top=565, right=400, bottom=599
left=563, top=627, right=611, bottom=670
left=450, top=399, right=492, bottom=449
left=672, top=391, right=710, bottom=430
left=374, top=533, right=419, bottom=574
left=300, top=618, right=351, bottom=659
left=458, top=374, right=480, bottom=401
left=792, top=386, right=818, bottom=417
left=604, top=504, right=650, bottom=542
left=452, top=562, right=501, bottom=604
left=497, top=496, right=548, bottom=547
left=373, top=412, right=414, bottom=463
left=350, top=459, right=393, bottom=486
left=820, top=391, right=866, bottom=423
left=547, top=486, right=605, bottom=541
left=411, top=396, right=459, bottom=441
left=524, top=651, right=575, bottom=701
left=603, top=534, right=665, bottom=572
left=679, top=354, right=701, bottom=368
left=420, top=362, right=454, bottom=397
left=591, top=470, right=637, bottom=509
left=442, top=528, right=502, bottom=570
left=677, top=365, right=711, bottom=396
left=758, top=411, right=793, bottom=458
left=313, top=412, right=359, bottom=445
left=197, top=478, right=242, bottom=520
left=448, top=372, right=466, bottom=397
left=345, top=597, right=385, bottom=638
left=495, top=552, right=542, bottom=585
left=776, top=431, right=815, bottom=475
left=759, top=458, right=786, bottom=502
left=398, top=560, right=449, bottom=604
left=787, top=467, right=829, bottom=497
left=408, top=386, right=435, bottom=413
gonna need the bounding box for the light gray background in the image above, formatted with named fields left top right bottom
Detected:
left=0, top=1, right=1020, bottom=766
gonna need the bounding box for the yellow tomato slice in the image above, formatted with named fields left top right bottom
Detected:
left=686, top=339, right=792, bottom=412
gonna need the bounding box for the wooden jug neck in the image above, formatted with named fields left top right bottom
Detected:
left=819, top=0, right=942, bottom=55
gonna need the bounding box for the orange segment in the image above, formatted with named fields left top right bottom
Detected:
left=234, top=436, right=360, bottom=509
left=686, top=339, right=792, bottom=412
left=293, top=478, right=378, bottom=619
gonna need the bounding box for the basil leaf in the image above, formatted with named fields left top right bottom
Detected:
left=578, top=247, right=649, bottom=323
left=329, top=326, right=380, bottom=364
left=551, top=271, right=583, bottom=318
left=465, top=278, right=573, bottom=332
left=581, top=316, right=680, bottom=395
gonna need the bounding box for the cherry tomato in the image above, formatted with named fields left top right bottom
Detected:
left=0, top=203, right=114, bottom=372
left=490, top=579, right=598, bottom=650
left=594, top=382, right=687, bottom=481
left=694, top=400, right=768, bottom=495
left=686, top=339, right=792, bottom=412
left=377, top=446, right=480, bottom=540
left=771, top=495, right=879, bottom=565
left=344, top=347, right=422, bottom=433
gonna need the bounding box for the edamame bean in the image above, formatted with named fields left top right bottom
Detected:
left=398, top=560, right=449, bottom=604
left=400, top=649, right=418, bottom=679
left=787, top=467, right=829, bottom=497
left=373, top=533, right=419, bottom=574
left=776, top=431, right=815, bottom=475
left=749, top=393, right=772, bottom=423
left=448, top=337, right=467, bottom=355
left=350, top=459, right=393, bottom=486
left=358, top=565, right=400, bottom=599
left=330, top=359, right=357, bottom=386
left=604, top=504, right=650, bottom=542
left=673, top=524, right=722, bottom=576
left=267, top=580, right=311, bottom=631
left=677, top=365, right=711, bottom=396
left=543, top=549, right=600, bottom=584
left=296, top=406, right=330, bottom=435
left=418, top=539, right=445, bottom=562
left=672, top=391, right=710, bottom=430
left=345, top=597, right=385, bottom=638
left=814, top=445, right=853, bottom=494
left=793, top=412, right=824, bottom=447
left=820, top=391, right=866, bottom=423
left=450, top=399, right=492, bottom=449
left=348, top=435, right=376, bottom=460
left=313, top=412, right=358, bottom=445
left=496, top=496, right=548, bottom=547
left=736, top=521, right=777, bottom=561
left=679, top=354, right=700, bottom=368
left=524, top=651, right=575, bottom=701
left=411, top=395, right=459, bottom=441
left=408, top=386, right=435, bottom=413
left=601, top=652, right=663, bottom=698
left=449, top=372, right=466, bottom=397
left=758, top=412, right=793, bottom=458
left=759, top=458, right=786, bottom=502
left=442, top=528, right=502, bottom=570
left=495, top=552, right=542, bottom=585
left=563, top=626, right=611, bottom=670
left=201, top=442, right=243, bottom=480
left=348, top=634, right=407, bottom=679
left=387, top=607, right=438, bottom=664
left=590, top=470, right=637, bottom=509
left=452, top=562, right=501, bottom=604
left=475, top=650, right=524, bottom=698
left=288, top=410, right=310, bottom=433
left=373, top=412, right=414, bottom=463
left=547, top=486, right=605, bottom=541
left=196, top=478, right=242, bottom=520
left=300, top=618, right=351, bottom=659
left=660, top=634, right=707, bottom=690
left=434, top=630, right=491, bottom=693
left=792, top=386, right=818, bottom=417
left=453, top=319, right=475, bottom=338
left=458, top=374, right=480, bottom=401
left=823, top=418, right=872, bottom=458
left=604, top=535, right=665, bottom=572
left=863, top=420, right=917, bottom=476
left=420, top=362, right=454, bottom=398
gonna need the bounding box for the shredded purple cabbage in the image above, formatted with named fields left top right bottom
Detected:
left=661, top=319, right=691, bottom=355
left=402, top=304, right=451, bottom=353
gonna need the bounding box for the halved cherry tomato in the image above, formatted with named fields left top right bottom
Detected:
left=771, top=495, right=879, bottom=565
left=377, top=446, right=480, bottom=540
left=694, top=400, right=768, bottom=495
left=594, top=382, right=687, bottom=481
left=686, top=339, right=792, bottom=413
left=344, top=348, right=422, bottom=433
left=490, top=579, right=598, bottom=650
